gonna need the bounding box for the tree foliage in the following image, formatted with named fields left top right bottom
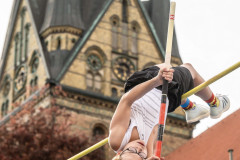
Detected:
left=0, top=86, right=105, bottom=160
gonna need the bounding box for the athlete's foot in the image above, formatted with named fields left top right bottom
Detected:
left=210, top=94, right=230, bottom=119
left=184, top=104, right=210, bottom=123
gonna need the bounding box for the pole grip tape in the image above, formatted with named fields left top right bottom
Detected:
left=157, top=124, right=165, bottom=141
left=162, top=79, right=169, bottom=94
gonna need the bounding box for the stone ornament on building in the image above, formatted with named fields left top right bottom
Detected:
left=87, top=54, right=102, bottom=71
left=14, top=65, right=27, bottom=93
left=112, top=57, right=135, bottom=81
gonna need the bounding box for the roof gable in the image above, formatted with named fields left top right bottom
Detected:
left=166, top=109, right=240, bottom=160
left=28, top=0, right=109, bottom=80
left=0, top=0, right=50, bottom=83
left=0, top=1, right=21, bottom=82
left=56, top=0, right=113, bottom=81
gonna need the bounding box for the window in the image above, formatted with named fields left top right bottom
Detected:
left=1, top=100, right=9, bottom=117
left=2, top=75, right=11, bottom=97
left=1, top=103, right=5, bottom=117
left=110, top=15, right=120, bottom=50
left=112, top=88, right=118, bottom=97
left=121, top=23, right=128, bottom=53
left=57, top=37, right=61, bottom=50
left=92, top=124, right=106, bottom=160
left=14, top=7, right=29, bottom=68
left=23, top=23, right=30, bottom=61
left=30, top=76, right=38, bottom=94
left=93, top=126, right=105, bottom=136
left=122, top=0, right=128, bottom=23
left=86, top=72, right=102, bottom=92
left=85, top=46, right=106, bottom=93
left=14, top=33, right=20, bottom=66
left=86, top=72, right=93, bottom=89
left=71, top=38, right=76, bottom=43
left=131, top=21, right=140, bottom=54
left=94, top=74, right=102, bottom=92
left=31, top=58, right=39, bottom=73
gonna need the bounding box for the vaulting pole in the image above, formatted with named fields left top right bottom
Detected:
left=67, top=61, right=239, bottom=160
left=67, top=138, right=108, bottom=160
left=182, top=61, right=240, bottom=99
left=155, top=2, right=176, bottom=158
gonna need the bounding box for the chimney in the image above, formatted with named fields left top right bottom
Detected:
left=228, top=149, right=234, bottom=160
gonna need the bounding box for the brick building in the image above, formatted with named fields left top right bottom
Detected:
left=166, top=109, right=240, bottom=160
left=0, top=0, right=197, bottom=159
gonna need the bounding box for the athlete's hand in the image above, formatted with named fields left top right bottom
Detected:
left=155, top=63, right=174, bottom=85
left=162, top=67, right=174, bottom=83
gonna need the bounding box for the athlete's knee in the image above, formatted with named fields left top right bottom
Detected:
left=180, top=63, right=197, bottom=79
left=181, top=63, right=194, bottom=69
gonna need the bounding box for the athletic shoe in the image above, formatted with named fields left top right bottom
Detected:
left=210, top=94, right=230, bottom=119
left=184, top=103, right=210, bottom=123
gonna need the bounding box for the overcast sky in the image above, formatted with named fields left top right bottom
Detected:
left=0, top=0, right=240, bottom=137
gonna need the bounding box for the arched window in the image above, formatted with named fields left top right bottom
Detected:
left=86, top=72, right=102, bottom=92
left=5, top=100, right=9, bottom=116
left=92, top=124, right=106, bottom=160
left=19, top=7, right=26, bottom=63
left=110, top=15, right=120, bottom=50
left=112, top=87, right=118, bottom=97
left=94, top=74, right=102, bottom=92
left=85, top=46, right=106, bottom=92
left=2, top=75, right=11, bottom=97
left=57, top=37, right=61, bottom=50
left=86, top=72, right=93, bottom=89
left=14, top=33, right=20, bottom=66
left=30, top=76, right=38, bottom=94
left=1, top=103, right=5, bottom=117
left=31, top=58, right=39, bottom=73
left=121, top=0, right=129, bottom=53
left=23, top=23, right=30, bottom=61
left=1, top=100, right=9, bottom=117
left=34, top=76, right=38, bottom=86
left=122, top=0, right=128, bottom=23
left=131, top=21, right=140, bottom=54
left=93, top=126, right=105, bottom=137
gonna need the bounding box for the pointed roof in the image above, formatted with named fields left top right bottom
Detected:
left=0, top=0, right=21, bottom=83
left=0, top=0, right=52, bottom=83
left=28, top=0, right=108, bottom=34
left=40, top=0, right=85, bottom=33
left=27, top=0, right=108, bottom=79
left=166, top=109, right=240, bottom=160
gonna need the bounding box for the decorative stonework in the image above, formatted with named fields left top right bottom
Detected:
left=41, top=26, right=82, bottom=38
left=112, top=56, right=135, bottom=81
left=13, top=65, right=27, bottom=100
